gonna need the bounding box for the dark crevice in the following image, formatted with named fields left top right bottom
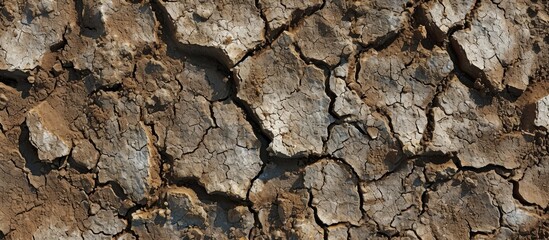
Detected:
left=446, top=31, right=497, bottom=98
left=0, top=70, right=32, bottom=95
left=254, top=0, right=270, bottom=40
left=149, top=0, right=191, bottom=60
left=74, top=0, right=84, bottom=31
left=89, top=82, right=123, bottom=96
left=0, top=75, right=17, bottom=89
left=292, top=41, right=332, bottom=70
left=18, top=123, right=60, bottom=177
left=208, top=103, right=218, bottom=127
left=351, top=48, right=362, bottom=86
left=322, top=79, right=340, bottom=149
left=49, top=26, right=69, bottom=52
left=307, top=188, right=329, bottom=229
left=325, top=74, right=338, bottom=120
left=420, top=189, right=429, bottom=215
left=354, top=29, right=401, bottom=53
left=86, top=166, right=132, bottom=204
left=454, top=160, right=515, bottom=178
left=227, top=72, right=272, bottom=154
left=420, top=73, right=451, bottom=149
left=246, top=163, right=266, bottom=236
left=104, top=181, right=130, bottom=200
left=510, top=180, right=539, bottom=208
left=117, top=203, right=146, bottom=240
left=67, top=154, right=93, bottom=174
left=157, top=150, right=174, bottom=188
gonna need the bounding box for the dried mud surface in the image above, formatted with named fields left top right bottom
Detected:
left=0, top=0, right=548, bottom=239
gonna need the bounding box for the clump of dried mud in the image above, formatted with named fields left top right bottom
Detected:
left=0, top=0, right=548, bottom=239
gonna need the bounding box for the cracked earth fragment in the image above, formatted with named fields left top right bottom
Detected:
left=326, top=122, right=402, bottom=181
left=172, top=101, right=262, bottom=199
left=236, top=31, right=332, bottom=158
left=132, top=187, right=253, bottom=239
left=293, top=0, right=409, bottom=66
left=89, top=92, right=161, bottom=203
left=158, top=0, right=264, bottom=67
left=355, top=37, right=453, bottom=154
left=258, top=0, right=323, bottom=35
left=0, top=0, right=548, bottom=238
left=26, top=101, right=74, bottom=162
left=518, top=157, right=549, bottom=208
left=451, top=0, right=534, bottom=92
left=419, top=0, right=475, bottom=41
left=293, top=0, right=355, bottom=66
left=429, top=77, right=534, bottom=168
left=64, top=1, right=158, bottom=90
left=79, top=0, right=157, bottom=42
left=535, top=95, right=549, bottom=129
left=304, top=159, right=362, bottom=225
left=0, top=0, right=74, bottom=71
left=249, top=161, right=324, bottom=239
left=361, top=161, right=425, bottom=235
left=422, top=171, right=542, bottom=239
left=351, top=0, right=409, bottom=46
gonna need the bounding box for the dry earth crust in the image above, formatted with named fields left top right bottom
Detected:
left=0, top=0, right=548, bottom=239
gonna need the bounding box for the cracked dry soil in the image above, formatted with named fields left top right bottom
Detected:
left=0, top=0, right=548, bottom=239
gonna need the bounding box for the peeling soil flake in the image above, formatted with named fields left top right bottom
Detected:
left=0, top=0, right=548, bottom=239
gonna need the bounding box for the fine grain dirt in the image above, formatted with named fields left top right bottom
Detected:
left=0, top=0, right=548, bottom=239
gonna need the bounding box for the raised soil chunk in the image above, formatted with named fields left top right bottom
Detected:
left=26, top=101, right=74, bottom=162
left=158, top=0, right=265, bottom=67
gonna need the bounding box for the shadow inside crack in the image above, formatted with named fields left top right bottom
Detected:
left=18, top=123, right=56, bottom=176
left=0, top=70, right=32, bottom=97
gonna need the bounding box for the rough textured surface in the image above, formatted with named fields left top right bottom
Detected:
left=360, top=161, right=425, bottom=235
left=535, top=95, right=549, bottom=129
left=0, top=0, right=548, bottom=239
left=354, top=37, right=453, bottom=154
left=304, top=159, right=362, bottom=225
left=172, top=101, right=262, bottom=199
left=26, top=101, right=74, bottom=162
left=236, top=31, right=332, bottom=158
left=249, top=161, right=324, bottom=239
left=326, top=122, right=401, bottom=181
left=90, top=92, right=161, bottom=203
left=258, top=0, right=323, bottom=36
left=518, top=157, right=549, bottom=208
left=420, top=0, right=475, bottom=41
left=131, top=187, right=254, bottom=239
left=0, top=0, right=75, bottom=71
left=158, top=0, right=264, bottom=67
left=429, top=77, right=534, bottom=169
left=450, top=0, right=534, bottom=92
